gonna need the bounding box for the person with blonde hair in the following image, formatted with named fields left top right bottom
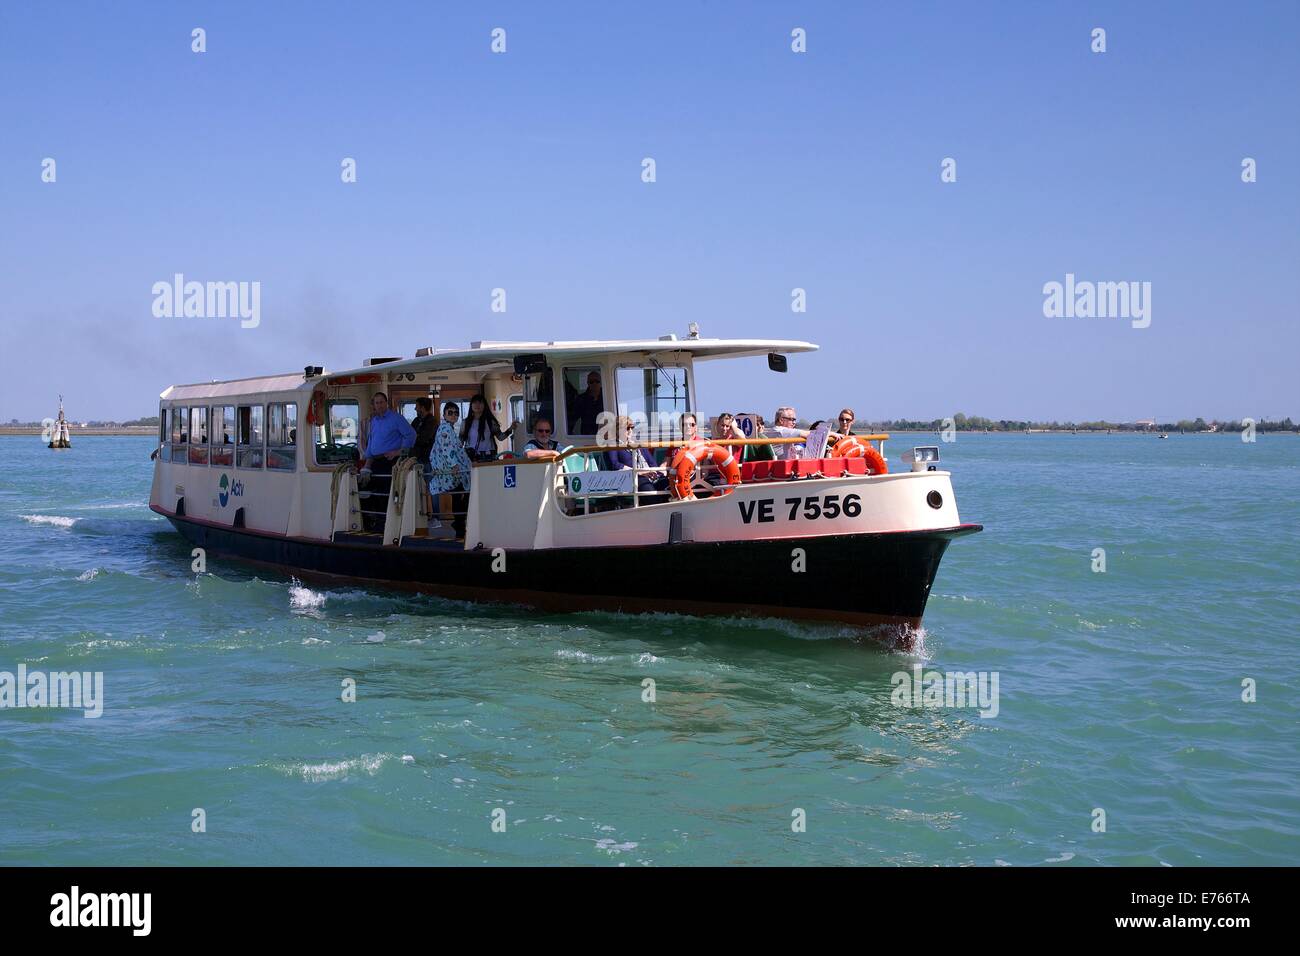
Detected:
left=605, top=415, right=667, bottom=494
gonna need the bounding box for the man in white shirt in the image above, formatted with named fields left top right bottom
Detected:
left=763, top=406, right=810, bottom=459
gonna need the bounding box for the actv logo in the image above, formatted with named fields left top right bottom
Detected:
left=50, top=886, right=151, bottom=936
left=217, top=473, right=244, bottom=508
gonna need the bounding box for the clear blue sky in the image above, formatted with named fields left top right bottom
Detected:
left=2, top=1, right=1297, bottom=423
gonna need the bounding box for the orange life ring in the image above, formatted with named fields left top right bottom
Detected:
left=830, top=435, right=889, bottom=475
left=668, top=442, right=742, bottom=500
left=306, top=387, right=327, bottom=427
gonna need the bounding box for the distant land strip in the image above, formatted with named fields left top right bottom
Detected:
left=2, top=417, right=1296, bottom=438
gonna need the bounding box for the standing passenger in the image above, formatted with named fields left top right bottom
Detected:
left=461, top=393, right=514, bottom=461
left=410, top=397, right=438, bottom=479
left=430, top=401, right=474, bottom=538
left=359, top=392, right=416, bottom=530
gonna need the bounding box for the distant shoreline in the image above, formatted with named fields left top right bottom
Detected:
left=0, top=426, right=156, bottom=436
left=2, top=426, right=1294, bottom=439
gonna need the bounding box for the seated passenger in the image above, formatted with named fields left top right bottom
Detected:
left=524, top=416, right=559, bottom=456
left=605, top=416, right=668, bottom=495
left=673, top=412, right=725, bottom=492
left=763, top=405, right=810, bottom=459
left=712, top=411, right=746, bottom=459
left=679, top=412, right=700, bottom=443
left=740, top=413, right=776, bottom=462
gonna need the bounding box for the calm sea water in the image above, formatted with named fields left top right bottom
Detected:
left=1, top=433, right=1296, bottom=866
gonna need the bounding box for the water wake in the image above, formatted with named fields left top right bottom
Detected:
left=19, top=514, right=78, bottom=529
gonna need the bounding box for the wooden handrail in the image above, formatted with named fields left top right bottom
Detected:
left=473, top=434, right=890, bottom=467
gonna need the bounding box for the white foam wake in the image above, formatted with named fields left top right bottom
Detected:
left=294, top=754, right=393, bottom=783
left=288, top=581, right=327, bottom=611
left=20, top=514, right=78, bottom=528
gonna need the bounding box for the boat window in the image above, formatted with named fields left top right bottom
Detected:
left=315, top=399, right=359, bottom=464
left=170, top=406, right=188, bottom=462
left=237, top=405, right=265, bottom=468
left=523, top=367, right=553, bottom=433
left=188, top=406, right=210, bottom=465
left=615, top=365, right=690, bottom=437
left=158, top=405, right=167, bottom=447
left=563, top=365, right=604, bottom=435
left=211, top=405, right=235, bottom=466
left=508, top=394, right=523, bottom=449
left=267, top=402, right=297, bottom=471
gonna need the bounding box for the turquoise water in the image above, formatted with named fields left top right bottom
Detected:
left=1, top=434, right=1296, bottom=866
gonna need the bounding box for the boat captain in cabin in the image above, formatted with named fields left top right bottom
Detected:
left=568, top=370, right=604, bottom=434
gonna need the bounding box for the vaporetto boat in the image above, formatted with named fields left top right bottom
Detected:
left=149, top=336, right=980, bottom=644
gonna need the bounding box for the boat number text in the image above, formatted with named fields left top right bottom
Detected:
left=737, top=493, right=862, bottom=524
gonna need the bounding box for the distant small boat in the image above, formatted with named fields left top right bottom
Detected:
left=48, top=396, right=72, bottom=449
left=1158, top=433, right=1168, bottom=440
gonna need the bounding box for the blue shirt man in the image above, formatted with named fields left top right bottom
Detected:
left=362, top=392, right=416, bottom=467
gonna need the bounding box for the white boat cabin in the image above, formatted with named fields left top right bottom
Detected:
left=150, top=337, right=964, bottom=551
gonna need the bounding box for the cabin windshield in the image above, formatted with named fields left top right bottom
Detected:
left=615, top=364, right=690, bottom=438
left=315, top=399, right=360, bottom=464
left=523, top=365, right=554, bottom=433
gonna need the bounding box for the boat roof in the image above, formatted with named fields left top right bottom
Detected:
left=161, top=373, right=312, bottom=401
left=161, top=337, right=817, bottom=399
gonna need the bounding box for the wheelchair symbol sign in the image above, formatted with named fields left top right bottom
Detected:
left=503, top=465, right=517, bottom=488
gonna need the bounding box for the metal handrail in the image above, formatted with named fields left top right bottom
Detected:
left=547, top=433, right=892, bottom=512
left=473, top=433, right=891, bottom=468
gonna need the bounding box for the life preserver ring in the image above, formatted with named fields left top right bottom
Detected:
left=668, top=442, right=742, bottom=500
left=306, top=387, right=327, bottom=427
left=830, top=435, right=889, bottom=475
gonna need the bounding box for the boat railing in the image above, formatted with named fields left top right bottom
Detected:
left=474, top=434, right=890, bottom=513
left=345, top=432, right=889, bottom=535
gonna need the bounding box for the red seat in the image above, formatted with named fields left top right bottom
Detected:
left=740, top=460, right=773, bottom=482
left=844, top=458, right=867, bottom=475
left=766, top=458, right=848, bottom=479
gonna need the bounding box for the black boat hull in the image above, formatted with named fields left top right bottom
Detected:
left=156, top=507, right=980, bottom=635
